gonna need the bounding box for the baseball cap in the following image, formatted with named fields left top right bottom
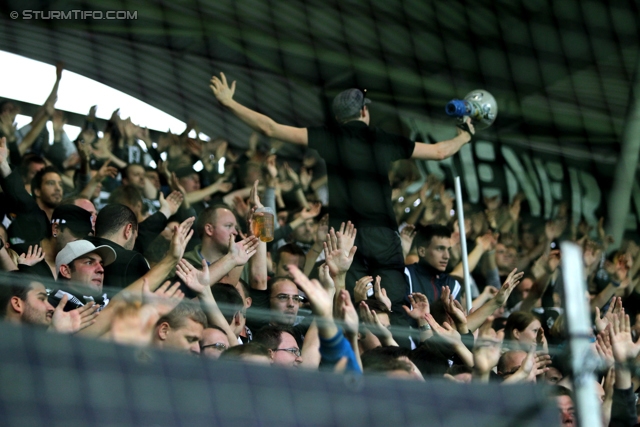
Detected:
left=332, top=89, right=371, bottom=122
left=52, top=204, right=93, bottom=237
left=55, top=240, right=117, bottom=273
left=8, top=213, right=49, bottom=248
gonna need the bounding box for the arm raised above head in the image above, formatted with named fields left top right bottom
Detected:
left=210, top=72, right=308, bottom=146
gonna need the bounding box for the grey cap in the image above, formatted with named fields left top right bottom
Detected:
left=332, top=89, right=371, bottom=121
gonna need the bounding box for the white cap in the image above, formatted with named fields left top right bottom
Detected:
left=55, top=240, right=117, bottom=273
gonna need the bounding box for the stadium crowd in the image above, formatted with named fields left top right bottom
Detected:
left=0, top=64, right=639, bottom=426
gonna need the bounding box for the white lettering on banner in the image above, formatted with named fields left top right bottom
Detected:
left=501, top=146, right=542, bottom=216
left=407, top=121, right=640, bottom=231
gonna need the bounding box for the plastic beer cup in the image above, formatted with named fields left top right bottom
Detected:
left=252, top=207, right=275, bottom=242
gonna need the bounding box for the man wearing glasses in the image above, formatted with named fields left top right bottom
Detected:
left=269, top=278, right=302, bottom=326
left=200, top=325, right=231, bottom=359
left=253, top=324, right=303, bottom=368
left=247, top=277, right=310, bottom=345
left=210, top=73, right=474, bottom=331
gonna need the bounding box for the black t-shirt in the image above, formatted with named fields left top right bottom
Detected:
left=308, top=121, right=415, bottom=229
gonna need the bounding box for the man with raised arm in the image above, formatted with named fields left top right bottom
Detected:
left=210, top=73, right=474, bottom=325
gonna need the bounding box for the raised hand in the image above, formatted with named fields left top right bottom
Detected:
left=359, top=301, right=394, bottom=343
left=614, top=254, right=630, bottom=281
left=314, top=214, right=329, bottom=245
left=248, top=179, right=263, bottom=209
left=373, top=276, right=392, bottom=312
left=92, top=133, right=113, bottom=160
left=159, top=191, right=184, bottom=218
left=95, top=159, right=118, bottom=180
left=484, top=209, right=498, bottom=230
left=337, top=290, right=359, bottom=336
left=215, top=140, right=228, bottom=161
left=75, top=138, right=92, bottom=162
left=51, top=295, right=100, bottom=334
left=595, top=297, right=622, bottom=334
left=284, top=162, right=300, bottom=185
left=337, top=221, right=357, bottom=252
left=595, top=328, right=615, bottom=367
left=213, top=177, right=233, bottom=194
left=400, top=224, right=417, bottom=257
left=228, top=235, right=260, bottom=266
left=169, top=217, right=195, bottom=260
left=136, top=126, right=152, bottom=146
left=476, top=231, right=498, bottom=252
left=157, top=134, right=172, bottom=155
left=473, top=328, right=502, bottom=378
left=441, top=286, right=467, bottom=332
left=122, top=118, right=136, bottom=138
left=0, top=114, right=17, bottom=141
left=63, top=153, right=81, bottom=170
left=18, top=245, right=45, bottom=266
left=598, top=217, right=614, bottom=249
left=609, top=310, right=640, bottom=363
left=318, top=263, right=335, bottom=296
left=402, top=292, right=430, bottom=322
left=505, top=346, right=551, bottom=383
left=479, top=285, right=498, bottom=300
left=493, top=268, right=523, bottom=306
left=324, top=226, right=357, bottom=277
left=583, top=240, right=601, bottom=271
left=210, top=72, right=236, bottom=107
left=509, top=193, right=524, bottom=221
left=545, top=220, right=563, bottom=242
left=175, top=259, right=210, bottom=296
left=354, top=276, right=373, bottom=305
left=170, top=171, right=188, bottom=195
left=425, top=313, right=462, bottom=346
left=516, top=346, right=536, bottom=382
left=264, top=154, right=278, bottom=186
left=185, top=137, right=203, bottom=157
left=300, top=203, right=322, bottom=220
left=288, top=264, right=333, bottom=320
left=143, top=279, right=184, bottom=318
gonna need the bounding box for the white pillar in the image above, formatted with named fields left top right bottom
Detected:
left=561, top=242, right=602, bottom=427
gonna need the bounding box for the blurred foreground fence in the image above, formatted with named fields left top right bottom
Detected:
left=0, top=322, right=558, bottom=427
